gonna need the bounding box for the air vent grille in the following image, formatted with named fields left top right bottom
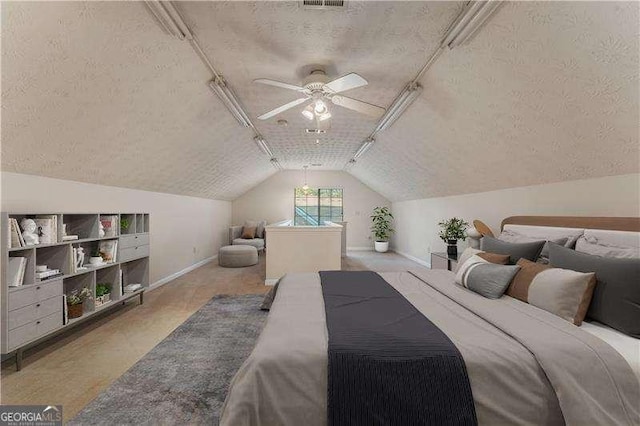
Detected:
left=301, top=0, right=346, bottom=10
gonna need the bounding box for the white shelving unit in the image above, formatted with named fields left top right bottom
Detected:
left=1, top=212, right=150, bottom=370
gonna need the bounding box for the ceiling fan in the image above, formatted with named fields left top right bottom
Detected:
left=254, top=70, right=385, bottom=122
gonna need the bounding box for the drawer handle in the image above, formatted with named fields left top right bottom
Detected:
left=36, top=286, right=41, bottom=290
left=36, top=321, right=41, bottom=324
left=36, top=304, right=41, bottom=307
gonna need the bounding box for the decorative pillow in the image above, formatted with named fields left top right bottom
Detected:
left=481, top=236, right=546, bottom=264
left=575, top=235, right=640, bottom=259
left=241, top=226, right=257, bottom=239
left=455, top=255, right=520, bottom=299
left=455, top=247, right=510, bottom=273
left=498, top=229, right=568, bottom=260
left=256, top=220, right=267, bottom=239
left=507, top=259, right=596, bottom=325
left=549, top=243, right=640, bottom=337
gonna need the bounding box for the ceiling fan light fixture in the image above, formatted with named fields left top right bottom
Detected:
left=317, top=111, right=332, bottom=121
left=302, top=105, right=315, bottom=120
left=314, top=99, right=327, bottom=114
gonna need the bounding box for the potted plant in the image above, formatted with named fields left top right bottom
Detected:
left=371, top=206, right=394, bottom=253
left=67, top=287, right=92, bottom=319
left=89, top=247, right=103, bottom=266
left=438, top=217, right=469, bottom=257
left=95, top=283, right=112, bottom=307
left=120, top=218, right=130, bottom=234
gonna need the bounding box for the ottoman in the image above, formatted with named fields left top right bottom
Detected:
left=219, top=245, right=258, bottom=268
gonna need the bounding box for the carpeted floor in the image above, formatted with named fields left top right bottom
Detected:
left=69, top=294, right=267, bottom=425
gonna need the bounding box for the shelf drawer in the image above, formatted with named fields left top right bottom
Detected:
left=8, top=296, right=63, bottom=331
left=8, top=310, right=63, bottom=351
left=120, top=245, right=149, bottom=262
left=8, top=321, right=37, bottom=350
left=8, top=280, right=63, bottom=311
left=37, top=311, right=63, bottom=337
left=120, top=234, right=149, bottom=249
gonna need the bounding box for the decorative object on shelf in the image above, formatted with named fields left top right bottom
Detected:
left=66, top=287, right=92, bottom=319
left=74, top=247, right=87, bottom=271
left=438, top=217, right=469, bottom=257
left=20, top=218, right=40, bottom=245
left=467, top=227, right=482, bottom=249
left=371, top=206, right=394, bottom=253
left=98, top=239, right=118, bottom=263
left=98, top=221, right=105, bottom=238
left=36, top=264, right=47, bottom=272
left=95, top=283, right=112, bottom=307
left=61, top=222, right=79, bottom=241
left=89, top=248, right=104, bottom=266
left=35, top=215, right=58, bottom=244
left=101, top=215, right=118, bottom=238
left=120, top=218, right=130, bottom=234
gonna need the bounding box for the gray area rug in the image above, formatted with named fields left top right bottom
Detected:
left=70, top=294, right=267, bottom=425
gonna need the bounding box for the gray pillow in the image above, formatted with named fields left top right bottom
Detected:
left=498, top=230, right=568, bottom=259
left=456, top=255, right=520, bottom=299
left=481, top=236, right=546, bottom=264
left=256, top=220, right=267, bottom=239
left=549, top=243, right=640, bottom=337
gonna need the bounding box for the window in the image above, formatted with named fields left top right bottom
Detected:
left=294, top=188, right=343, bottom=226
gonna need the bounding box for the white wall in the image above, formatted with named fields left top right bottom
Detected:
left=232, top=171, right=390, bottom=249
left=392, top=173, right=640, bottom=265
left=1, top=172, right=232, bottom=285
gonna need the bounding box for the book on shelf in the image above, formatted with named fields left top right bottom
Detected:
left=119, top=269, right=124, bottom=297
left=101, top=215, right=118, bottom=238
left=36, top=269, right=61, bottom=279
left=39, top=272, right=64, bottom=281
left=62, top=235, right=79, bottom=241
left=99, top=239, right=118, bottom=263
left=8, top=257, right=27, bottom=287
left=124, top=283, right=142, bottom=293
left=71, top=247, right=77, bottom=273
left=9, top=218, right=22, bottom=248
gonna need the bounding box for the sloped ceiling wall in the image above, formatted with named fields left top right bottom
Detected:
left=2, top=1, right=638, bottom=202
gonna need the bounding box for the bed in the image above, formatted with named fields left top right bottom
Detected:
left=220, top=216, right=640, bottom=426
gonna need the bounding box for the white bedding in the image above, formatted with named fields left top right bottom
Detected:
left=582, top=321, right=640, bottom=381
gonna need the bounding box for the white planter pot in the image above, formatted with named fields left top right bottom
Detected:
left=374, top=241, right=389, bottom=253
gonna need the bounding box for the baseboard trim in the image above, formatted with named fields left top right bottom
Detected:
left=392, top=250, right=431, bottom=268
left=347, top=246, right=373, bottom=251
left=149, top=255, right=217, bottom=291
left=264, top=278, right=279, bottom=286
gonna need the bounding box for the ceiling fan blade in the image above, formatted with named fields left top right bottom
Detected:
left=254, top=78, right=306, bottom=92
left=323, top=73, right=368, bottom=94
left=258, top=98, right=310, bottom=120
left=331, top=95, right=385, bottom=118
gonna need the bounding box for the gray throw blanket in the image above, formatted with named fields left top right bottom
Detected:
left=320, top=271, right=477, bottom=425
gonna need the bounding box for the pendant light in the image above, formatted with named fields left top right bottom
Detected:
left=302, top=165, right=309, bottom=191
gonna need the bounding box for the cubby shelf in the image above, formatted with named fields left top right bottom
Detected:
left=1, top=212, right=150, bottom=370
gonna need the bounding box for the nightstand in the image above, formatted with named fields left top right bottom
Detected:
left=430, top=252, right=459, bottom=271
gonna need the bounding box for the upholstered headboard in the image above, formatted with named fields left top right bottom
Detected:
left=501, top=216, right=640, bottom=232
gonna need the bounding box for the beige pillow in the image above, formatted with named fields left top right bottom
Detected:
left=241, top=226, right=257, bottom=239
left=455, top=247, right=510, bottom=273
left=507, top=259, right=596, bottom=325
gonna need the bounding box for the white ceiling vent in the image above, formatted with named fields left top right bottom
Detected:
left=301, top=0, right=346, bottom=10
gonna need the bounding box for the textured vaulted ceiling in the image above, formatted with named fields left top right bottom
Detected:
left=2, top=1, right=638, bottom=202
